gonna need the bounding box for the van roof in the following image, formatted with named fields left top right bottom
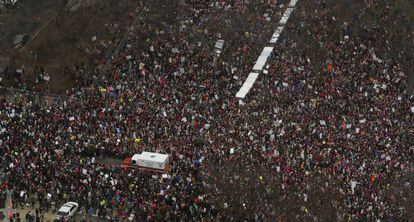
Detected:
left=131, top=152, right=169, bottom=163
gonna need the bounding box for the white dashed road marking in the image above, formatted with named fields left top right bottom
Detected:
left=252, top=47, right=274, bottom=71
left=235, top=0, right=300, bottom=99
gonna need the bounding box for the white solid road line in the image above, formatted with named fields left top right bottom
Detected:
left=253, top=47, right=274, bottom=71
left=289, top=0, right=299, bottom=8
left=236, top=72, right=260, bottom=99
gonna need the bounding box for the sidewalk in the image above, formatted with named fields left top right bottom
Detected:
left=1, top=205, right=105, bottom=222
left=0, top=191, right=105, bottom=222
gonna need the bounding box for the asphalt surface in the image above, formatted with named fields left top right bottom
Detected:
left=0, top=190, right=107, bottom=222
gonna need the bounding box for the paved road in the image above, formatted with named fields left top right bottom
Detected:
left=0, top=190, right=107, bottom=222
left=0, top=207, right=107, bottom=222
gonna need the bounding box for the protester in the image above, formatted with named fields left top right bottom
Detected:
left=0, top=0, right=413, bottom=221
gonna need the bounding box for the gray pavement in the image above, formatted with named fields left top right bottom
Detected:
left=0, top=190, right=106, bottom=222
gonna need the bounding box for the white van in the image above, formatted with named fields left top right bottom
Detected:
left=123, top=152, right=170, bottom=172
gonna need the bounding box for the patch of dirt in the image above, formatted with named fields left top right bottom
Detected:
left=0, top=0, right=65, bottom=50
left=2, top=0, right=138, bottom=93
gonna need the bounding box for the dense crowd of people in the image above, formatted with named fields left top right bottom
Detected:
left=0, top=0, right=413, bottom=221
